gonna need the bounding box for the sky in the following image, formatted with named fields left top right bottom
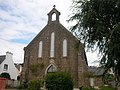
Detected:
left=0, top=0, right=99, bottom=66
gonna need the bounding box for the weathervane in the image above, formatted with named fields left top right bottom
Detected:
left=53, top=5, right=56, bottom=8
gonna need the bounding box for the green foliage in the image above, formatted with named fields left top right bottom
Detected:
left=104, top=23, right=120, bottom=74
left=70, top=0, right=120, bottom=50
left=103, top=73, right=115, bottom=84
left=0, top=72, right=11, bottom=79
left=27, top=79, right=41, bottom=90
left=81, top=86, right=96, bottom=90
left=30, top=63, right=44, bottom=76
left=45, top=72, right=73, bottom=90
left=69, top=0, right=120, bottom=84
left=99, top=85, right=115, bottom=90
left=18, top=81, right=27, bottom=89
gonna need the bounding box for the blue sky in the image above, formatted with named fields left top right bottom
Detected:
left=0, top=0, right=99, bottom=66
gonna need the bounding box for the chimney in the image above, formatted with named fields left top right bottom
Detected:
left=6, top=51, right=13, bottom=60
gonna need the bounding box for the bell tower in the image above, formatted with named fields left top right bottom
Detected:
left=47, top=5, right=61, bottom=23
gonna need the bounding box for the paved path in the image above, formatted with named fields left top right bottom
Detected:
left=6, top=89, right=27, bottom=90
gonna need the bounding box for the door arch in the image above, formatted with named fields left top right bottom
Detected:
left=45, top=64, right=57, bottom=74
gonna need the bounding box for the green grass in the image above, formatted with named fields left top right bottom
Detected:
left=80, top=85, right=115, bottom=90
left=99, top=86, right=115, bottom=90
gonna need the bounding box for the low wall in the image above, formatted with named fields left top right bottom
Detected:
left=6, top=80, right=20, bottom=88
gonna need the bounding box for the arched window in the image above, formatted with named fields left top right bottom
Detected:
left=38, top=41, right=43, bottom=57
left=52, top=13, right=56, bottom=21
left=63, top=39, right=67, bottom=57
left=50, top=32, right=55, bottom=57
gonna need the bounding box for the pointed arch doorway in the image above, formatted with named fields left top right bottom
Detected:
left=43, top=64, right=57, bottom=89
left=45, top=64, right=57, bottom=74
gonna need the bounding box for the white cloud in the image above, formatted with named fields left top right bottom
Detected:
left=86, top=51, right=100, bottom=66
left=0, top=0, right=73, bottom=64
left=0, top=0, right=99, bottom=66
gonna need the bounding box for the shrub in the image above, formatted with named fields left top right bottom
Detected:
left=81, top=86, right=89, bottom=90
left=18, top=82, right=27, bottom=89
left=45, top=72, right=73, bottom=90
left=27, top=79, right=41, bottom=90
left=0, top=72, right=11, bottom=79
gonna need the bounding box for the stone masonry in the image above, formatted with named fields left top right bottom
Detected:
left=21, top=7, right=89, bottom=88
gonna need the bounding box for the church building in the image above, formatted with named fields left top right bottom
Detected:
left=21, top=6, right=88, bottom=88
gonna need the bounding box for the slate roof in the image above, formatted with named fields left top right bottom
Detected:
left=0, top=55, right=6, bottom=64
left=89, top=66, right=105, bottom=76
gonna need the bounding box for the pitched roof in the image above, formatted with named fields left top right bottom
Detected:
left=89, top=66, right=105, bottom=76
left=0, top=55, right=6, bottom=64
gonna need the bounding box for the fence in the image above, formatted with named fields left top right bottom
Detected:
left=0, top=78, right=6, bottom=90
left=6, top=80, right=20, bottom=88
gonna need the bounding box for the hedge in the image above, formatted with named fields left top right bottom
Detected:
left=27, top=79, right=41, bottom=90
left=45, top=72, right=73, bottom=90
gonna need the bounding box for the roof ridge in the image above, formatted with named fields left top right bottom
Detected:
left=0, top=55, right=6, bottom=64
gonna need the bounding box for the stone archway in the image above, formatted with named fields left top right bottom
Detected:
left=45, top=64, right=57, bottom=75
left=43, top=64, right=57, bottom=89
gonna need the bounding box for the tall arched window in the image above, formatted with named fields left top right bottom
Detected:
left=38, top=41, right=43, bottom=57
left=63, top=39, right=67, bottom=57
left=50, top=32, right=55, bottom=57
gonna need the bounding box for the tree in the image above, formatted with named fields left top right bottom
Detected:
left=69, top=0, right=120, bottom=87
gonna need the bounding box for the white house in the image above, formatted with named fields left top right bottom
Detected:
left=0, top=51, right=19, bottom=80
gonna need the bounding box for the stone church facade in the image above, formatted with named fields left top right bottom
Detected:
left=21, top=7, right=88, bottom=88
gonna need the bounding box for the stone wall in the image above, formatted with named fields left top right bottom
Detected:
left=21, top=7, right=88, bottom=88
